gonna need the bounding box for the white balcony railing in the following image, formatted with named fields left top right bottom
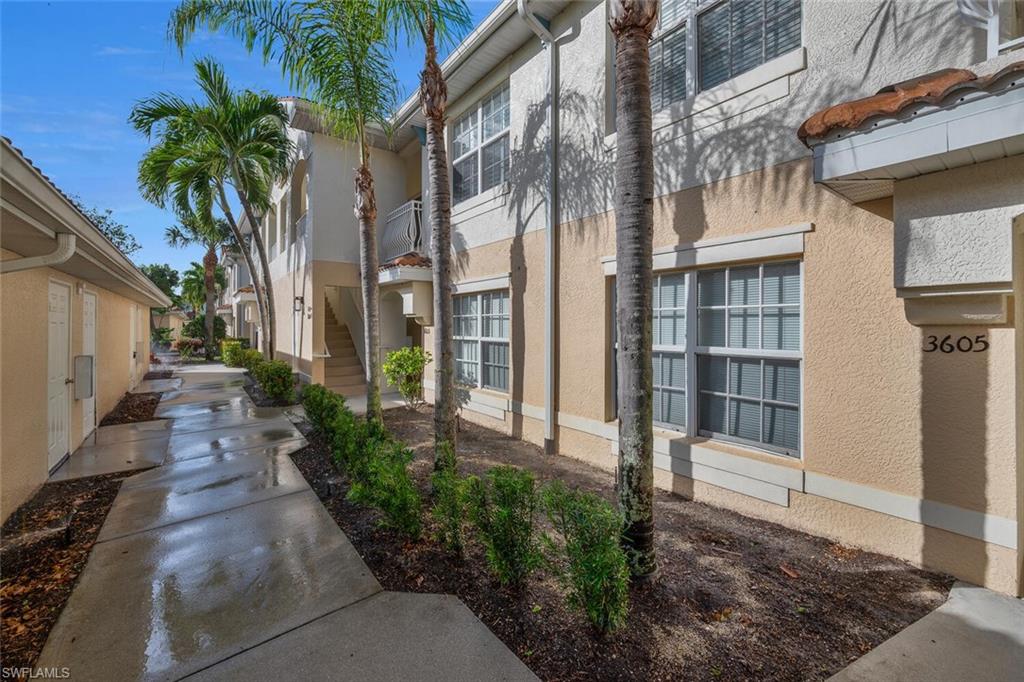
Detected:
left=958, top=0, right=1024, bottom=58
left=380, top=199, right=423, bottom=263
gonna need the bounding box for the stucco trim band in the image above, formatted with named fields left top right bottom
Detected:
left=805, top=472, right=1017, bottom=550
left=601, top=223, right=812, bottom=275
left=451, top=273, right=512, bottom=294
left=440, top=389, right=1017, bottom=548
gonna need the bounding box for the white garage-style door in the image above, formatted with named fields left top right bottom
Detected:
left=82, top=290, right=97, bottom=437
left=47, top=280, right=71, bottom=470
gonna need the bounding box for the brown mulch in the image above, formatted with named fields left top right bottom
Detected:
left=290, top=408, right=953, bottom=682
left=0, top=473, right=127, bottom=669
left=97, top=392, right=161, bottom=426
left=143, top=370, right=173, bottom=380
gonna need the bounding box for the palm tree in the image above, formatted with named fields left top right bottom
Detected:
left=166, top=214, right=233, bottom=358
left=170, top=0, right=398, bottom=424
left=181, top=261, right=226, bottom=312
left=131, top=58, right=291, bottom=359
left=609, top=0, right=659, bottom=579
left=384, top=0, right=471, bottom=465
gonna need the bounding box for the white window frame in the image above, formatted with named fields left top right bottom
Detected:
left=453, top=289, right=510, bottom=393
left=450, top=82, right=510, bottom=205
left=611, top=259, right=804, bottom=459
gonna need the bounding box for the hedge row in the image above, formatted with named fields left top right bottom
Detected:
left=301, top=383, right=630, bottom=633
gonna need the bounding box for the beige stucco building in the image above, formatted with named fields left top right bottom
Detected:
left=228, top=0, right=1024, bottom=595
left=1, top=137, right=170, bottom=521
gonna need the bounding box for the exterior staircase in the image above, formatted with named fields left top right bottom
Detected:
left=324, top=299, right=366, bottom=398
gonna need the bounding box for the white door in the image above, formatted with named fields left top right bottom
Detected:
left=82, top=291, right=97, bottom=437
left=47, top=281, right=71, bottom=470
left=129, top=303, right=137, bottom=387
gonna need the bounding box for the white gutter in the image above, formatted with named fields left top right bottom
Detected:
left=393, top=0, right=521, bottom=128
left=518, top=0, right=559, bottom=455
left=0, top=233, right=76, bottom=274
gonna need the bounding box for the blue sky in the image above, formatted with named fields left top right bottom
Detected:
left=0, top=0, right=498, bottom=279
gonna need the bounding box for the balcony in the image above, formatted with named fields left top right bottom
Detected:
left=380, top=200, right=423, bottom=263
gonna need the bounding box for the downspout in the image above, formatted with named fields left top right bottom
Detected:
left=0, top=233, right=76, bottom=274
left=518, top=0, right=559, bottom=455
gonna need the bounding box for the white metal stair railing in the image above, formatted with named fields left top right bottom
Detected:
left=380, top=199, right=423, bottom=262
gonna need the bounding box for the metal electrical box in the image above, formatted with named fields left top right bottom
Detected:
left=74, top=355, right=94, bottom=400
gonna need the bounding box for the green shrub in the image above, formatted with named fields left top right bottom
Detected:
left=238, top=348, right=264, bottom=372
left=152, top=327, right=173, bottom=348
left=330, top=410, right=389, bottom=483
left=541, top=481, right=630, bottom=633
left=183, top=314, right=226, bottom=344
left=223, top=336, right=250, bottom=350
left=221, top=340, right=244, bottom=367
left=347, top=439, right=422, bottom=539
left=253, top=359, right=295, bottom=403
left=431, top=442, right=469, bottom=554
left=303, top=383, right=346, bottom=433
left=382, top=346, right=432, bottom=408
left=173, top=336, right=203, bottom=360
left=465, top=466, right=540, bottom=586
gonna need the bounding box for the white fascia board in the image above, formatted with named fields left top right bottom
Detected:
left=814, top=86, right=1024, bottom=183
left=602, top=223, right=811, bottom=276
left=451, top=273, right=511, bottom=293
left=379, top=267, right=433, bottom=284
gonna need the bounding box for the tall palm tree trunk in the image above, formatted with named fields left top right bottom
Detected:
left=422, top=19, right=457, bottom=463
left=610, top=0, right=658, bottom=579
left=218, top=187, right=272, bottom=358
left=355, top=143, right=383, bottom=424
left=203, top=244, right=218, bottom=360
left=237, top=194, right=278, bottom=360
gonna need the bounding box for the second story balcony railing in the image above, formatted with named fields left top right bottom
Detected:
left=380, top=199, right=423, bottom=263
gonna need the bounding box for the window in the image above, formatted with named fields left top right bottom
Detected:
left=618, top=0, right=801, bottom=116
left=611, top=260, right=802, bottom=457
left=698, top=0, right=802, bottom=91
left=452, top=82, right=510, bottom=204
left=453, top=290, right=510, bottom=392
left=653, top=272, right=687, bottom=428
left=696, top=261, right=801, bottom=455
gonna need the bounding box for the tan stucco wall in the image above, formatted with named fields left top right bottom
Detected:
left=422, top=158, right=1019, bottom=593
left=1, top=249, right=150, bottom=521
left=269, top=263, right=314, bottom=379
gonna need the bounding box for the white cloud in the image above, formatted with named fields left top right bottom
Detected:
left=96, top=46, right=157, bottom=57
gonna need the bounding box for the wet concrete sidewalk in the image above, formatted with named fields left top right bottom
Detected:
left=38, top=364, right=536, bottom=681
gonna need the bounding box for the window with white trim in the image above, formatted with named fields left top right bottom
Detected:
left=452, top=82, right=510, bottom=204
left=611, top=260, right=802, bottom=457
left=454, top=290, right=510, bottom=392
left=619, top=0, right=801, bottom=117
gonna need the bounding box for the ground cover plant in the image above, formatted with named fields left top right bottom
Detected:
left=289, top=400, right=953, bottom=681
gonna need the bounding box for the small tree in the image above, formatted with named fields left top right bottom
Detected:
left=382, top=346, right=432, bottom=408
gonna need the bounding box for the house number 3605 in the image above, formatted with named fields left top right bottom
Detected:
left=922, top=334, right=989, bottom=353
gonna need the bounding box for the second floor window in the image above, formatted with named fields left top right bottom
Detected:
left=452, top=82, right=510, bottom=204
left=642, top=0, right=802, bottom=114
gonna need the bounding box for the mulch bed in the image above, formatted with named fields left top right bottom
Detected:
left=290, top=408, right=953, bottom=682
left=143, top=370, right=174, bottom=380
left=97, top=392, right=161, bottom=426
left=0, top=473, right=128, bottom=669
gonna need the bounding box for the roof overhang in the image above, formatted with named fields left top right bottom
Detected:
left=0, top=138, right=171, bottom=308
left=390, top=0, right=569, bottom=150
left=808, top=77, right=1024, bottom=203
left=379, top=266, right=432, bottom=285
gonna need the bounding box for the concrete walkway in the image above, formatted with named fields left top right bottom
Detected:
left=39, top=364, right=536, bottom=681
left=830, top=582, right=1024, bottom=682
